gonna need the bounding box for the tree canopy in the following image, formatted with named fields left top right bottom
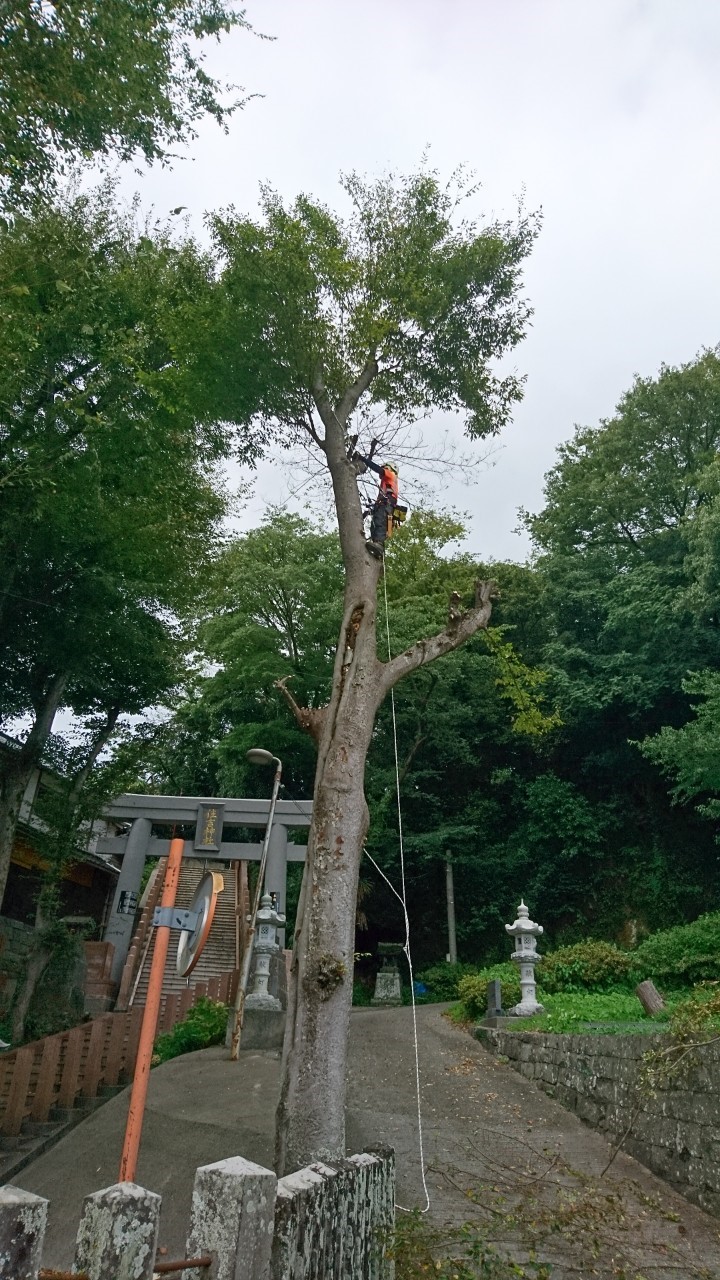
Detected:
left=211, top=169, right=540, bottom=443
left=0, top=1, right=252, bottom=206
left=0, top=187, right=232, bottom=904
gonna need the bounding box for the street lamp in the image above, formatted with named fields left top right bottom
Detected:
left=229, top=748, right=283, bottom=1059
left=246, top=748, right=277, bottom=766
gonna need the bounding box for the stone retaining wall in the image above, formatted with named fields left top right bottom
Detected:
left=476, top=1027, right=720, bottom=1217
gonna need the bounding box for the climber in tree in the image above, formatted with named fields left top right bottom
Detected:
left=353, top=448, right=400, bottom=558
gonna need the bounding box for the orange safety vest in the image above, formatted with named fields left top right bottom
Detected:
left=379, top=466, right=399, bottom=502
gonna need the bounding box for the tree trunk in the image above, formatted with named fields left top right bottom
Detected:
left=275, top=588, right=381, bottom=1173
left=10, top=943, right=51, bottom=1045
left=273, top=373, right=495, bottom=1174
left=635, top=979, right=665, bottom=1017
left=0, top=670, right=69, bottom=910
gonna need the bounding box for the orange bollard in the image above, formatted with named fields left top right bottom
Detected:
left=119, top=836, right=185, bottom=1183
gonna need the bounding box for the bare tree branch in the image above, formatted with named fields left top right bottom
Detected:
left=335, top=354, right=378, bottom=426
left=378, top=579, right=498, bottom=699
left=274, top=675, right=327, bottom=744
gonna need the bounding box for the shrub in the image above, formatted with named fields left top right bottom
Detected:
left=153, top=998, right=228, bottom=1066
left=457, top=964, right=521, bottom=1017
left=540, top=939, right=632, bottom=993
left=630, top=913, right=720, bottom=989
left=415, top=962, right=480, bottom=1002
left=666, top=983, right=720, bottom=1040
left=352, top=980, right=373, bottom=1006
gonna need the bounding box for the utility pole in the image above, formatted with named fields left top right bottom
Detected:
left=445, top=854, right=457, bottom=964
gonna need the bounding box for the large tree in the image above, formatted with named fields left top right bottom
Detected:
left=0, top=1, right=252, bottom=207
left=210, top=168, right=539, bottom=1171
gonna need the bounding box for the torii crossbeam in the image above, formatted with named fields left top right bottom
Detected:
left=96, top=792, right=312, bottom=983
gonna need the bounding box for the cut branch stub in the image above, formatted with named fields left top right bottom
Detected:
left=274, top=676, right=326, bottom=744
left=379, top=577, right=497, bottom=697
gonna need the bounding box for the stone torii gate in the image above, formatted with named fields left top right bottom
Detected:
left=96, top=793, right=312, bottom=983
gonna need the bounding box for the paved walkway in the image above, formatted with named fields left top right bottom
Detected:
left=16, top=1006, right=720, bottom=1277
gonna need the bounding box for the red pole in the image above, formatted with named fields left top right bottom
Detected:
left=119, top=836, right=184, bottom=1183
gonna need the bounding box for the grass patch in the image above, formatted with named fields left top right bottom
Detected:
left=498, top=990, right=654, bottom=1033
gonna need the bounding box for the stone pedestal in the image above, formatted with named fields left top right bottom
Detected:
left=371, top=943, right=403, bottom=1007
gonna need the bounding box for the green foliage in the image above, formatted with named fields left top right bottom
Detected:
left=640, top=671, right=720, bottom=819
left=416, top=962, right=481, bottom=1002
left=153, top=998, right=228, bottom=1065
left=483, top=629, right=561, bottom=736
left=665, top=983, right=720, bottom=1040
left=630, top=913, right=720, bottom=988
left=23, top=922, right=85, bottom=1042
left=539, top=940, right=633, bottom=994
left=0, top=189, right=229, bottom=725
left=458, top=965, right=522, bottom=1017
left=393, top=1210, right=550, bottom=1279
left=212, top=168, right=540, bottom=440
left=0, top=1, right=252, bottom=206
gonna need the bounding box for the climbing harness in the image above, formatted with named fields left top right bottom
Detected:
left=363, top=564, right=431, bottom=1214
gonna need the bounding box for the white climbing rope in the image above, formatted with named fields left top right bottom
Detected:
left=363, top=562, right=431, bottom=1214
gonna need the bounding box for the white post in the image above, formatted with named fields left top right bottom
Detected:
left=445, top=856, right=457, bottom=964
left=265, top=822, right=288, bottom=947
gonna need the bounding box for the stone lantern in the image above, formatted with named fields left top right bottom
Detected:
left=371, top=942, right=403, bottom=1007
left=505, top=899, right=544, bottom=1016
left=246, top=892, right=286, bottom=1012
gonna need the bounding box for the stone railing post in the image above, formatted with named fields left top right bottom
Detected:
left=0, top=1185, right=48, bottom=1280
left=271, top=1150, right=395, bottom=1280
left=185, top=1156, right=277, bottom=1280
left=74, top=1181, right=161, bottom=1280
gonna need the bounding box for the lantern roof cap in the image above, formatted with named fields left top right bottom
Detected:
left=505, top=898, right=543, bottom=937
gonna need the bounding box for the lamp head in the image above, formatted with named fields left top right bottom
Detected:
left=246, top=748, right=278, bottom=767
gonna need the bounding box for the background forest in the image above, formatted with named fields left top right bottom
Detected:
left=122, top=344, right=720, bottom=965
left=3, top=176, right=719, bottom=969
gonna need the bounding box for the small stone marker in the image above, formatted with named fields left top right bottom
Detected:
left=635, top=979, right=665, bottom=1017
left=486, top=979, right=503, bottom=1018
left=371, top=943, right=403, bottom=1007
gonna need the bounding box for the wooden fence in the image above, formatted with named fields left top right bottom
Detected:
left=0, top=970, right=239, bottom=1140
left=0, top=1145, right=395, bottom=1279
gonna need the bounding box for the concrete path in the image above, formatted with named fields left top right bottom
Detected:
left=16, top=1006, right=720, bottom=1277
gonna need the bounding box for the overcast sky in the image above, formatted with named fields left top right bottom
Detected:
left=120, top=0, right=720, bottom=561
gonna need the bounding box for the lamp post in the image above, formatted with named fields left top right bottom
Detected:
left=230, top=748, right=282, bottom=1059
